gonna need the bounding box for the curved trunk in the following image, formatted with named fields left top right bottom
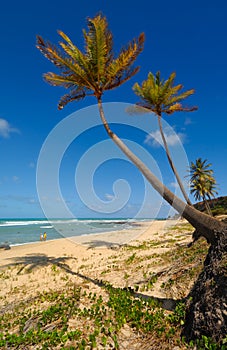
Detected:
left=97, top=99, right=225, bottom=244
left=157, top=114, right=192, bottom=205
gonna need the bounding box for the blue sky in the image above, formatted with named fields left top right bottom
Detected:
left=0, top=0, right=227, bottom=218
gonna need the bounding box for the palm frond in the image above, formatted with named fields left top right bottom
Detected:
left=58, top=30, right=90, bottom=72
left=106, top=33, right=144, bottom=85
left=83, top=14, right=114, bottom=86
left=125, top=104, right=152, bottom=116
left=105, top=66, right=140, bottom=91
left=43, top=72, right=79, bottom=88
left=133, top=71, right=197, bottom=116
left=165, top=104, right=198, bottom=114
left=58, top=87, right=89, bottom=109
left=37, top=36, right=72, bottom=72
left=164, top=89, right=195, bottom=107
left=37, top=35, right=95, bottom=91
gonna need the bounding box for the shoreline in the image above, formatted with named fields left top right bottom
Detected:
left=0, top=219, right=179, bottom=268
left=0, top=218, right=166, bottom=248
left=1, top=218, right=170, bottom=249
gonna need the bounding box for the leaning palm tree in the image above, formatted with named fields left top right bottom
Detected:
left=132, top=71, right=197, bottom=205
left=37, top=14, right=227, bottom=343
left=189, top=158, right=218, bottom=216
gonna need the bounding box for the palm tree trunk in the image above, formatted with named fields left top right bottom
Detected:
left=182, top=228, right=227, bottom=343
left=204, top=196, right=213, bottom=216
left=157, top=114, right=192, bottom=205
left=97, top=98, right=224, bottom=244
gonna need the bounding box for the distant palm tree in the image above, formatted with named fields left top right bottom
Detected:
left=189, top=158, right=218, bottom=216
left=132, top=71, right=197, bottom=205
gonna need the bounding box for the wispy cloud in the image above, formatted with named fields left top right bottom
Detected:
left=105, top=193, right=115, bottom=200
left=28, top=198, right=36, bottom=204
left=184, top=117, right=193, bottom=126
left=170, top=180, right=190, bottom=190
left=12, top=176, right=20, bottom=183
left=144, top=128, right=185, bottom=147
left=170, top=181, right=179, bottom=189
left=29, top=162, right=35, bottom=168
left=0, top=194, right=38, bottom=204
left=0, top=119, right=19, bottom=138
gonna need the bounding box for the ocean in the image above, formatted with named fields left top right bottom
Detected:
left=0, top=218, right=149, bottom=247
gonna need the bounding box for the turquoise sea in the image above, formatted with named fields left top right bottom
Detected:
left=0, top=218, right=150, bottom=247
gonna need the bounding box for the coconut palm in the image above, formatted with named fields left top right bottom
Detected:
left=189, top=158, right=218, bottom=216
left=37, top=14, right=227, bottom=342
left=36, top=14, right=145, bottom=109
left=132, top=71, right=197, bottom=205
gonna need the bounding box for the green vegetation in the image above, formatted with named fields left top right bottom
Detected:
left=0, top=222, right=225, bottom=349
left=0, top=284, right=189, bottom=349
left=188, top=158, right=218, bottom=216
left=0, top=280, right=225, bottom=349
left=194, top=195, right=227, bottom=216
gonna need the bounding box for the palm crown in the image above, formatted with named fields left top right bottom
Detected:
left=131, top=71, right=197, bottom=205
left=133, top=71, right=197, bottom=115
left=190, top=180, right=218, bottom=202
left=36, top=14, right=144, bottom=109
left=189, top=158, right=214, bottom=181
left=189, top=158, right=218, bottom=202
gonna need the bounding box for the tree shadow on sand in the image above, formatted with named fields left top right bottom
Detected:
left=2, top=253, right=180, bottom=311
left=78, top=240, right=123, bottom=249
left=1, top=254, right=76, bottom=274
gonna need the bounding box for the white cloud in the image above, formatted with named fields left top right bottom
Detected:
left=144, top=129, right=185, bottom=147
left=170, top=181, right=179, bottom=189
left=28, top=198, right=36, bottom=204
left=170, top=180, right=190, bottom=190
left=0, top=119, right=19, bottom=138
left=105, top=193, right=115, bottom=200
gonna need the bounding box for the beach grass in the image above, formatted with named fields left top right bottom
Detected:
left=0, top=220, right=225, bottom=349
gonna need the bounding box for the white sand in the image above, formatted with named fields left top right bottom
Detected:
left=0, top=218, right=190, bottom=305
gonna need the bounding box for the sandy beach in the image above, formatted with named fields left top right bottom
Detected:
left=0, top=219, right=176, bottom=266
left=0, top=219, right=193, bottom=303
left=0, top=218, right=201, bottom=349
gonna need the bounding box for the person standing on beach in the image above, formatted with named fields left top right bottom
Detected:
left=43, top=232, right=47, bottom=241
left=40, top=233, right=43, bottom=241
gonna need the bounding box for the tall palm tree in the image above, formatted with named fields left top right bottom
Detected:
left=37, top=14, right=227, bottom=343
left=36, top=13, right=223, bottom=243
left=132, top=71, right=197, bottom=205
left=189, top=158, right=218, bottom=216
